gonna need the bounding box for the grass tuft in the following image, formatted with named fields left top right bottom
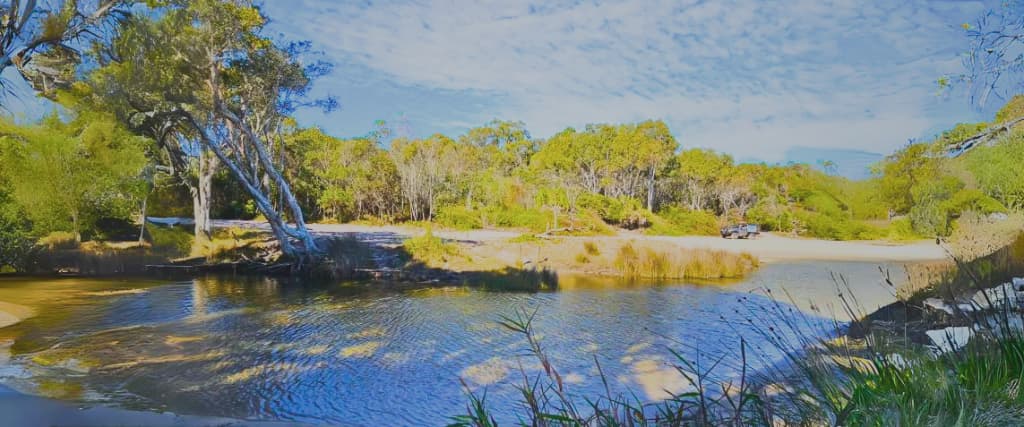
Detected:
left=613, top=242, right=758, bottom=279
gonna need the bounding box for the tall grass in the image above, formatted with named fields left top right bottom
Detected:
left=403, top=228, right=463, bottom=266
left=455, top=237, right=1024, bottom=426
left=613, top=242, right=758, bottom=280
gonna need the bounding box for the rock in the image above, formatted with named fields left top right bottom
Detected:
left=926, top=326, right=973, bottom=355
left=970, top=282, right=1023, bottom=311
left=886, top=353, right=910, bottom=369
left=1013, top=277, right=1024, bottom=288
left=923, top=298, right=955, bottom=316
left=989, top=212, right=1010, bottom=221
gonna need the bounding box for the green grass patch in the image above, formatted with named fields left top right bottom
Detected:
left=146, top=225, right=193, bottom=258
left=402, top=228, right=462, bottom=266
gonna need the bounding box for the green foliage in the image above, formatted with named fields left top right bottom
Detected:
left=797, top=210, right=881, bottom=241
left=507, top=234, right=542, bottom=244
left=964, top=130, right=1024, bottom=210
left=879, top=217, right=920, bottom=241
left=146, top=225, right=193, bottom=258
left=289, top=129, right=403, bottom=222
left=0, top=190, right=35, bottom=271
left=875, top=142, right=941, bottom=215
left=402, top=228, right=461, bottom=266
left=994, top=94, right=1024, bottom=123
left=646, top=207, right=720, bottom=236
left=0, top=114, right=147, bottom=240
left=481, top=206, right=551, bottom=232
left=582, top=241, right=600, bottom=256
left=435, top=205, right=483, bottom=230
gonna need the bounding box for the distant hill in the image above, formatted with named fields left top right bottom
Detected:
left=782, top=146, right=884, bottom=180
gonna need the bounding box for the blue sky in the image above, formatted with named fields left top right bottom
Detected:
left=261, top=0, right=997, bottom=163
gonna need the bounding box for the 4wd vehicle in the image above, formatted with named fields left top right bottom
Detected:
left=720, top=223, right=760, bottom=239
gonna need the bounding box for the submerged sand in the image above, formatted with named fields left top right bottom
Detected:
left=0, top=300, right=34, bottom=330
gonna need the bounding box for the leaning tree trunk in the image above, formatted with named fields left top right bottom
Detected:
left=646, top=164, right=656, bottom=212
left=190, top=149, right=218, bottom=255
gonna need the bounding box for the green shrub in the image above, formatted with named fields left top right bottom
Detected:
left=646, top=207, right=719, bottom=236
left=483, top=207, right=550, bottom=232
left=574, top=253, right=590, bottom=264
left=577, top=193, right=629, bottom=223
left=941, top=189, right=1007, bottom=215
left=746, top=201, right=796, bottom=233
left=402, top=228, right=462, bottom=266
left=436, top=205, right=483, bottom=230
left=577, top=194, right=652, bottom=229
left=798, top=211, right=880, bottom=240
left=508, top=233, right=543, bottom=244
left=880, top=217, right=920, bottom=241
left=564, top=209, right=614, bottom=236
left=146, top=225, right=193, bottom=257
left=802, top=191, right=846, bottom=217
left=582, top=241, right=600, bottom=256
left=0, top=213, right=35, bottom=272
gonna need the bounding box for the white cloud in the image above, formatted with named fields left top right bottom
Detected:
left=266, top=0, right=989, bottom=158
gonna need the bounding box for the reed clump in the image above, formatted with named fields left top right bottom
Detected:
left=613, top=242, right=758, bottom=279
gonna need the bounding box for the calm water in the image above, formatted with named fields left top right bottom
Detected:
left=0, top=261, right=906, bottom=425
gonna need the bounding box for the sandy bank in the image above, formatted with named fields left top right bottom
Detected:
left=297, top=223, right=947, bottom=263
left=0, top=300, right=34, bottom=330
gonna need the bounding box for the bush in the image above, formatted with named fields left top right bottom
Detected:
left=0, top=215, right=35, bottom=272
left=146, top=225, right=193, bottom=257
left=91, top=217, right=139, bottom=241
left=563, top=209, right=614, bottom=236
left=880, top=217, right=919, bottom=242
left=483, top=207, right=551, bottom=232
left=582, top=241, right=600, bottom=256
left=798, top=211, right=880, bottom=240
left=577, top=193, right=629, bottom=223
left=577, top=194, right=651, bottom=229
left=508, top=233, right=543, bottom=244
left=436, top=205, right=483, bottom=230
left=646, top=207, right=719, bottom=236
left=746, top=201, right=796, bottom=233
left=402, top=228, right=462, bottom=266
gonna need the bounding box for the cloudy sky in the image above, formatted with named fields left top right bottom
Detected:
left=263, top=0, right=990, bottom=162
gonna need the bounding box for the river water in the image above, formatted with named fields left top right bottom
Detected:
left=0, top=261, right=907, bottom=425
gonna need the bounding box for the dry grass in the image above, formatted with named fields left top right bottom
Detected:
left=200, top=227, right=275, bottom=261
left=613, top=241, right=759, bottom=280
left=948, top=211, right=1024, bottom=261
left=898, top=212, right=1024, bottom=300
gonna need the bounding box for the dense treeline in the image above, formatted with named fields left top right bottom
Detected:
left=3, top=95, right=1024, bottom=272
left=2, top=0, right=1024, bottom=273
left=264, top=96, right=1022, bottom=242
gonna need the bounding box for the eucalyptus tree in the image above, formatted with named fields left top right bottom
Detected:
left=82, top=0, right=331, bottom=259
left=1, top=0, right=128, bottom=97
left=391, top=134, right=458, bottom=221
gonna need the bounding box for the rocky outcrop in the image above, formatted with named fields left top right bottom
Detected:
left=920, top=277, right=1024, bottom=355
